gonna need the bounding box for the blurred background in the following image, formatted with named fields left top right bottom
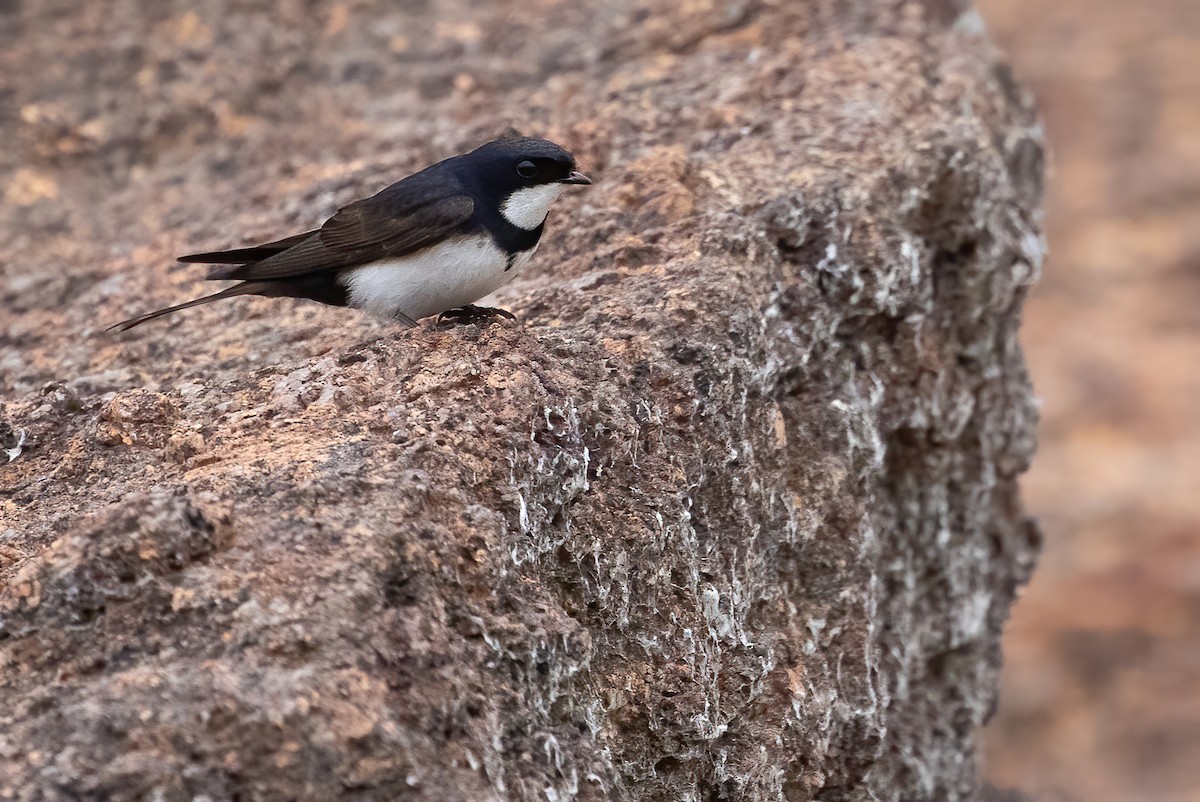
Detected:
left=976, top=0, right=1200, bottom=800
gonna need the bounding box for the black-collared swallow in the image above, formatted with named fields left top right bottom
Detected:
left=109, top=132, right=592, bottom=332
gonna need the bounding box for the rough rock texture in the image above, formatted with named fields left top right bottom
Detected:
left=0, top=1, right=1043, bottom=800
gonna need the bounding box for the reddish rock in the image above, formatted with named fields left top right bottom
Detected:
left=1, top=1, right=1042, bottom=799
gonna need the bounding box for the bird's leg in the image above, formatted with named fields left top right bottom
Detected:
left=393, top=309, right=419, bottom=328
left=435, top=305, right=518, bottom=328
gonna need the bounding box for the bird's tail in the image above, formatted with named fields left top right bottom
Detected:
left=106, top=281, right=271, bottom=332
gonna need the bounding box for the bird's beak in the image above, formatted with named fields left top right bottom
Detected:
left=559, top=171, right=592, bottom=186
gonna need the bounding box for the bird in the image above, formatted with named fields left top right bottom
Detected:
left=109, top=131, right=592, bottom=332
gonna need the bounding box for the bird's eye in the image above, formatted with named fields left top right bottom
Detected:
left=515, top=160, right=539, bottom=179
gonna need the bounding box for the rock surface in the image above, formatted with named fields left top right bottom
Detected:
left=0, top=1, right=1043, bottom=800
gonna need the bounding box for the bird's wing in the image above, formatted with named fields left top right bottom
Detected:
left=211, top=177, right=476, bottom=282
left=178, top=231, right=319, bottom=264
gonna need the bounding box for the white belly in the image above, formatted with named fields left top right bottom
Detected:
left=341, top=235, right=534, bottom=321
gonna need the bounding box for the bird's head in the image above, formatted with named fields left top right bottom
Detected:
left=466, top=133, right=592, bottom=230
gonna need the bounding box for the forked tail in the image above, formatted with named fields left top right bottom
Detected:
left=107, top=281, right=270, bottom=332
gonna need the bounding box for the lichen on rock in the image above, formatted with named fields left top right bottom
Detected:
left=1, top=1, right=1042, bottom=799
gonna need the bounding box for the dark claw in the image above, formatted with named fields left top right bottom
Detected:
left=435, top=304, right=518, bottom=329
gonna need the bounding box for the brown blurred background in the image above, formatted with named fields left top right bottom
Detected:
left=976, top=0, right=1200, bottom=800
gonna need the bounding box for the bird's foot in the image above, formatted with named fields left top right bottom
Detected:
left=435, top=305, right=518, bottom=329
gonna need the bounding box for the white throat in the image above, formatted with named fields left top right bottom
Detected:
left=500, top=184, right=566, bottom=230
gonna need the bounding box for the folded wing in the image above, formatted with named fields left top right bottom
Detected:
left=178, top=231, right=318, bottom=264
left=194, top=174, right=476, bottom=281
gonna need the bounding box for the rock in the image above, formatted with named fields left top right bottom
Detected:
left=95, top=389, right=178, bottom=448
left=0, top=408, right=26, bottom=464
left=0, top=493, right=229, bottom=639
left=0, top=1, right=1043, bottom=800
